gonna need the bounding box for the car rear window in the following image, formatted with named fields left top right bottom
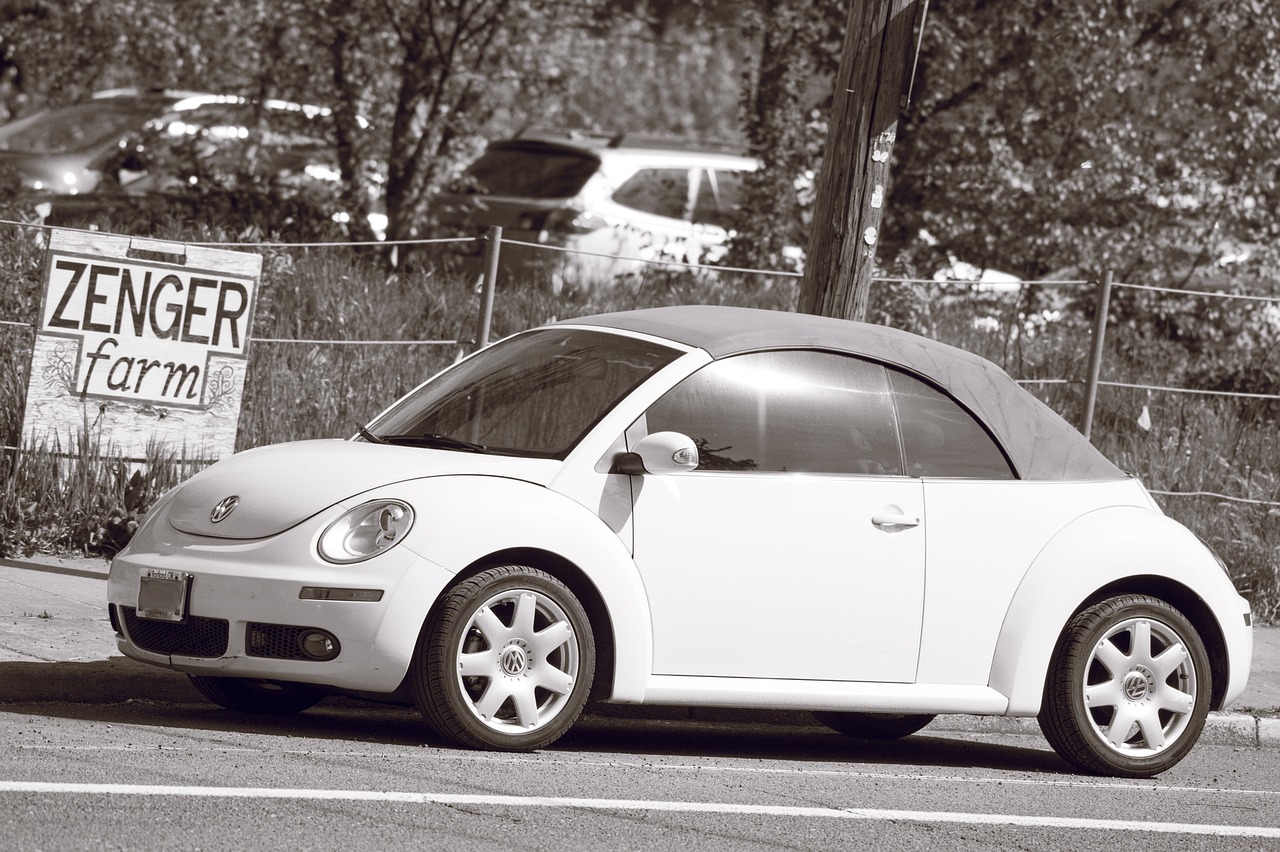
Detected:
left=465, top=142, right=601, bottom=198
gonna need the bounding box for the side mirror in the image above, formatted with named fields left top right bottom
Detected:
left=614, top=431, right=699, bottom=475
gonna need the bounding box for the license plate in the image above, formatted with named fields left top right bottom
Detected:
left=137, top=569, right=192, bottom=622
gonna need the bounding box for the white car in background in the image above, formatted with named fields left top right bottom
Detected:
left=106, top=305, right=1252, bottom=777
left=434, top=134, right=761, bottom=287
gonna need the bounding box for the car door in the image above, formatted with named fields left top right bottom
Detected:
left=628, top=349, right=926, bottom=683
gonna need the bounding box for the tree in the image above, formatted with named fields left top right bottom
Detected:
left=883, top=0, right=1280, bottom=287
left=730, top=0, right=839, bottom=274
left=0, top=0, right=283, bottom=103
left=725, top=0, right=1280, bottom=340
left=278, top=0, right=623, bottom=246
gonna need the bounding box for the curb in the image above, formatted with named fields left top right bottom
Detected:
left=588, top=705, right=1279, bottom=749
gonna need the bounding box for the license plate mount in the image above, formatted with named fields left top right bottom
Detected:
left=137, top=569, right=192, bottom=622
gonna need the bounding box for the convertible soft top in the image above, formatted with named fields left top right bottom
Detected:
left=564, top=305, right=1126, bottom=482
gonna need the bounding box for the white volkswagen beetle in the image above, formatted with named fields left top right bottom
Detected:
left=107, top=305, right=1253, bottom=777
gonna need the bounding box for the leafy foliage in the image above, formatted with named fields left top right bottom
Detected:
left=0, top=0, right=1275, bottom=620
left=879, top=1, right=1270, bottom=277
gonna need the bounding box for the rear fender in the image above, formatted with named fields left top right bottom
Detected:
left=989, top=505, right=1227, bottom=715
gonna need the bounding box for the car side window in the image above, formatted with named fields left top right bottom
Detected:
left=888, top=369, right=1015, bottom=479
left=643, top=350, right=904, bottom=475
left=612, top=168, right=692, bottom=219
left=691, top=168, right=745, bottom=229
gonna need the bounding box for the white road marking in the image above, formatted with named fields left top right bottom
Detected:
left=13, top=744, right=1279, bottom=798
left=2, top=782, right=1279, bottom=838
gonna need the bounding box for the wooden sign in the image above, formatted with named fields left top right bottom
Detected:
left=20, top=229, right=262, bottom=462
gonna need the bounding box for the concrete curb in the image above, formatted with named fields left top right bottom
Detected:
left=587, top=704, right=1280, bottom=748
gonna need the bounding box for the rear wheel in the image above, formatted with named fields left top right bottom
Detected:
left=812, top=711, right=935, bottom=740
left=412, top=565, right=595, bottom=751
left=188, top=675, right=325, bottom=715
left=1038, top=594, right=1211, bottom=777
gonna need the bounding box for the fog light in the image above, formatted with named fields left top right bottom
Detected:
left=298, top=630, right=340, bottom=661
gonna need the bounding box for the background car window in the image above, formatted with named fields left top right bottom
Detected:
left=644, top=350, right=903, bottom=475
left=612, top=168, right=691, bottom=219
left=690, top=168, right=745, bottom=229
left=888, top=369, right=1015, bottom=479
left=464, top=142, right=601, bottom=198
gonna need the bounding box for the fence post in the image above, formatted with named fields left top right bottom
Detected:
left=1081, top=269, right=1113, bottom=441
left=475, top=225, right=501, bottom=348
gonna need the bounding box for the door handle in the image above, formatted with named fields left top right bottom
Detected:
left=872, top=513, right=921, bottom=528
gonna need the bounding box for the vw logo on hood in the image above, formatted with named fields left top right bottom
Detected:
left=210, top=495, right=240, bottom=524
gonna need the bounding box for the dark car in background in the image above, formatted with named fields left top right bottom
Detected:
left=0, top=87, right=384, bottom=236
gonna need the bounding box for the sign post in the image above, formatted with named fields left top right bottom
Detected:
left=20, top=229, right=262, bottom=463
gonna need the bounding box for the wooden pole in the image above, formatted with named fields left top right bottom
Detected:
left=798, top=0, right=921, bottom=321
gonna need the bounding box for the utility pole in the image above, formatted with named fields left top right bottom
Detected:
left=798, top=0, right=923, bottom=321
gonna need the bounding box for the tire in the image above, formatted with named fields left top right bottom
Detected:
left=1038, top=594, right=1211, bottom=778
left=412, top=565, right=596, bottom=751
left=812, top=711, right=936, bottom=740
left=188, top=675, right=325, bottom=715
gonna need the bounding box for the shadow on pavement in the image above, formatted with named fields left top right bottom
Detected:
left=0, top=657, right=1070, bottom=775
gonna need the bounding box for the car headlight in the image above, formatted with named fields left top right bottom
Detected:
left=318, top=500, right=414, bottom=564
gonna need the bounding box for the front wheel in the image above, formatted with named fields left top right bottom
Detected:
left=812, top=711, right=935, bottom=740
left=1038, top=594, right=1211, bottom=778
left=412, top=565, right=595, bottom=751
left=188, top=675, right=325, bottom=715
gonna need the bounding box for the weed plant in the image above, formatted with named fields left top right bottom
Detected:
left=0, top=223, right=1275, bottom=621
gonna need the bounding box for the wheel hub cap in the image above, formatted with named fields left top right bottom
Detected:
left=1122, top=668, right=1152, bottom=701
left=499, top=644, right=529, bottom=677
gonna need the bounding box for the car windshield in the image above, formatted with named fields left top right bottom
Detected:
left=0, top=102, right=152, bottom=153
left=464, top=142, right=601, bottom=198
left=367, top=328, right=681, bottom=458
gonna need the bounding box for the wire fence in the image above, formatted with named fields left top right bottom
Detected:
left=3, top=217, right=1278, bottom=507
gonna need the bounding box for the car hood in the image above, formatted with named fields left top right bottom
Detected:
left=167, top=439, right=558, bottom=539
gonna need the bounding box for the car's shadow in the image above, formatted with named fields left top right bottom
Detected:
left=0, top=657, right=1073, bottom=775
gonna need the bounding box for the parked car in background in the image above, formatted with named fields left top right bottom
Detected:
left=0, top=87, right=384, bottom=236
left=433, top=132, right=761, bottom=288
left=106, top=305, right=1252, bottom=778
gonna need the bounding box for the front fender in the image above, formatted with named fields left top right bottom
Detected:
left=989, top=505, right=1231, bottom=715
left=396, top=474, right=651, bottom=702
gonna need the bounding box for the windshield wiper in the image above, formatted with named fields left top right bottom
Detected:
left=381, top=433, right=488, bottom=453
left=356, top=424, right=388, bottom=444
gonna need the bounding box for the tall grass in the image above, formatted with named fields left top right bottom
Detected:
left=0, top=224, right=1275, bottom=622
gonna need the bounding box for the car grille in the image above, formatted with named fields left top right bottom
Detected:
left=120, top=606, right=229, bottom=658
left=246, top=622, right=312, bottom=660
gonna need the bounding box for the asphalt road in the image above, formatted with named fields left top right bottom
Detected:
left=2, top=695, right=1278, bottom=851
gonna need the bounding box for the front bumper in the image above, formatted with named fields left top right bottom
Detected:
left=107, top=529, right=455, bottom=694
left=1218, top=584, right=1255, bottom=710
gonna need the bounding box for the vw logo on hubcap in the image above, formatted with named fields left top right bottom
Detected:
left=210, top=495, right=240, bottom=524
left=499, top=645, right=528, bottom=676
left=1123, top=671, right=1150, bottom=701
